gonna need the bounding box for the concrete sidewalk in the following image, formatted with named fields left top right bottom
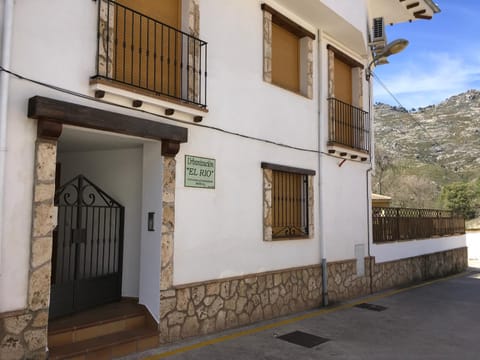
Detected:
left=121, top=268, right=480, bottom=360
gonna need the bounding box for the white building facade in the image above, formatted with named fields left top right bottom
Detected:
left=0, top=0, right=466, bottom=358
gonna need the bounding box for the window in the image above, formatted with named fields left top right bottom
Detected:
left=271, top=22, right=300, bottom=92
left=261, top=4, right=315, bottom=98
left=327, top=45, right=369, bottom=154
left=113, top=0, right=182, bottom=94
left=334, top=55, right=353, bottom=105
left=95, top=0, right=207, bottom=107
left=262, top=163, right=315, bottom=241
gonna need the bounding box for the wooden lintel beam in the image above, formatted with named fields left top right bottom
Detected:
left=37, top=119, right=63, bottom=140
left=161, top=140, right=181, bottom=157
left=327, top=45, right=364, bottom=69
left=261, top=3, right=315, bottom=39
left=261, top=162, right=316, bottom=176
left=28, top=96, right=188, bottom=143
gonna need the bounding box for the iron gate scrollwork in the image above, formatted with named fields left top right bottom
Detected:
left=50, top=175, right=124, bottom=319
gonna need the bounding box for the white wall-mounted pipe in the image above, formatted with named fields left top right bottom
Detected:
left=366, top=59, right=374, bottom=293
left=317, top=30, right=328, bottom=306
left=0, top=0, right=15, bottom=274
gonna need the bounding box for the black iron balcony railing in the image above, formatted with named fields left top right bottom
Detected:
left=372, top=207, right=465, bottom=243
left=93, top=0, right=207, bottom=108
left=327, top=98, right=370, bottom=153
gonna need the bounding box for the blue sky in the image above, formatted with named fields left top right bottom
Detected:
left=373, top=1, right=480, bottom=109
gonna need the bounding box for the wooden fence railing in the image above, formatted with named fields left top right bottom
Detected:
left=372, top=207, right=465, bottom=243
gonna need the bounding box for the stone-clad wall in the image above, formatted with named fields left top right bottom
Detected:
left=0, top=140, right=58, bottom=360
left=159, top=247, right=468, bottom=343
left=371, top=246, right=468, bottom=293
left=159, top=265, right=323, bottom=343
left=326, top=247, right=468, bottom=303
left=327, top=259, right=371, bottom=302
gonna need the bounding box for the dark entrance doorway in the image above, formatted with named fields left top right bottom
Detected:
left=49, top=175, right=125, bottom=319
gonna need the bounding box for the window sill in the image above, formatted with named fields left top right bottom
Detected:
left=269, top=235, right=312, bottom=241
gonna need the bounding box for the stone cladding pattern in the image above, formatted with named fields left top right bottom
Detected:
left=159, top=266, right=322, bottom=343
left=161, top=157, right=176, bottom=291
left=262, top=11, right=273, bottom=83
left=1, top=140, right=58, bottom=360
left=158, top=247, right=468, bottom=343
left=371, top=246, right=468, bottom=293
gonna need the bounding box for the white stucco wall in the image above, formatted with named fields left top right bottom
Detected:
left=0, top=0, right=375, bottom=310
left=10, top=0, right=97, bottom=96
left=0, top=0, right=151, bottom=310
left=0, top=1, right=4, bottom=52
left=57, top=147, right=143, bottom=298
left=172, top=0, right=320, bottom=285
left=0, top=81, right=38, bottom=312
left=139, top=143, right=163, bottom=322
left=174, top=133, right=321, bottom=284
left=467, top=231, right=480, bottom=260
left=171, top=0, right=371, bottom=285
left=321, top=0, right=368, bottom=32
left=372, top=235, right=467, bottom=263
left=322, top=157, right=370, bottom=262
left=1, top=0, right=101, bottom=313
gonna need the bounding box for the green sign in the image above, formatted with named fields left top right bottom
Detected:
left=185, top=155, right=216, bottom=189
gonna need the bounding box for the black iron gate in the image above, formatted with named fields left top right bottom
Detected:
left=49, top=175, right=124, bottom=319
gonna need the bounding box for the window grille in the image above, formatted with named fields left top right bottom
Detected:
left=272, top=170, right=309, bottom=238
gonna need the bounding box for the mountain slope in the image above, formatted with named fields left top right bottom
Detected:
left=373, top=89, right=480, bottom=207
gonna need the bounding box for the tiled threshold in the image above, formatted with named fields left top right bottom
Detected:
left=48, top=302, right=159, bottom=360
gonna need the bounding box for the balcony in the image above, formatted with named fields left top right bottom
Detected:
left=92, top=0, right=207, bottom=109
left=327, top=98, right=370, bottom=157
left=373, top=207, right=466, bottom=244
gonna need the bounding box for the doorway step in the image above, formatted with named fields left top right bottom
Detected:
left=48, top=301, right=159, bottom=359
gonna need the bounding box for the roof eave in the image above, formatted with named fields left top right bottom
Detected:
left=424, top=0, right=441, bottom=14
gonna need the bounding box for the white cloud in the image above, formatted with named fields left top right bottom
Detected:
left=373, top=51, right=480, bottom=108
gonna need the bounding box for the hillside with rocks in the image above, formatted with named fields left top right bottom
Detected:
left=373, top=89, right=480, bottom=211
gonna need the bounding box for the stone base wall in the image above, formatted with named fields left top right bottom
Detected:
left=159, top=265, right=323, bottom=343
left=371, top=246, right=468, bottom=293
left=0, top=310, right=48, bottom=360
left=327, top=259, right=372, bottom=302
left=159, top=247, right=468, bottom=343
left=0, top=247, right=467, bottom=357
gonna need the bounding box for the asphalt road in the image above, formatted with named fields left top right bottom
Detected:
left=122, top=266, right=480, bottom=360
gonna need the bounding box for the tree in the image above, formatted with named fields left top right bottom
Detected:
left=441, top=182, right=476, bottom=219
left=393, top=175, right=439, bottom=209
left=373, top=145, right=393, bottom=195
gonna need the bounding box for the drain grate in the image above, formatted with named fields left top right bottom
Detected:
left=277, top=330, right=330, bottom=348
left=354, top=302, right=387, bottom=312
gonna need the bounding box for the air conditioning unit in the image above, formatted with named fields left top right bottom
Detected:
left=370, top=17, right=386, bottom=48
